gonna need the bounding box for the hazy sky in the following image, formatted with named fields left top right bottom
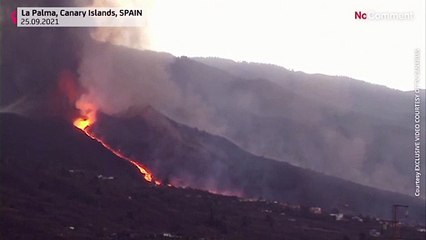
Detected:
left=131, top=0, right=425, bottom=91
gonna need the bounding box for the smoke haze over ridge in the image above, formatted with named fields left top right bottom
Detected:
left=1, top=0, right=424, bottom=200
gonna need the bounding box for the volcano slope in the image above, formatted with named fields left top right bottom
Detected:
left=1, top=114, right=425, bottom=240
left=68, top=42, right=424, bottom=197
left=91, top=107, right=425, bottom=223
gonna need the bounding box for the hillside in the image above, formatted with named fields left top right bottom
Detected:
left=5, top=36, right=419, bottom=196
left=89, top=107, right=425, bottom=223
left=69, top=43, right=423, bottom=196
left=162, top=56, right=424, bottom=195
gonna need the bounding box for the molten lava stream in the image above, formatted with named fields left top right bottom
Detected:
left=73, top=117, right=160, bottom=185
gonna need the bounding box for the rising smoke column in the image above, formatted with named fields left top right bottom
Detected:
left=0, top=0, right=158, bottom=118
left=1, top=0, right=163, bottom=184
left=0, top=0, right=93, bottom=118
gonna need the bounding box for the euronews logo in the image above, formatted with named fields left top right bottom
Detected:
left=355, top=11, right=414, bottom=21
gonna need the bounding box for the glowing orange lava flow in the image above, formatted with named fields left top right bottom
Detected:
left=73, top=117, right=160, bottom=185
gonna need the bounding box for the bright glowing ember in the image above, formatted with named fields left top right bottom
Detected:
left=73, top=115, right=160, bottom=185
left=73, top=118, right=92, bottom=130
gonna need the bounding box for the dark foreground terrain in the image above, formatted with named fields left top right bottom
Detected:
left=1, top=113, right=425, bottom=240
